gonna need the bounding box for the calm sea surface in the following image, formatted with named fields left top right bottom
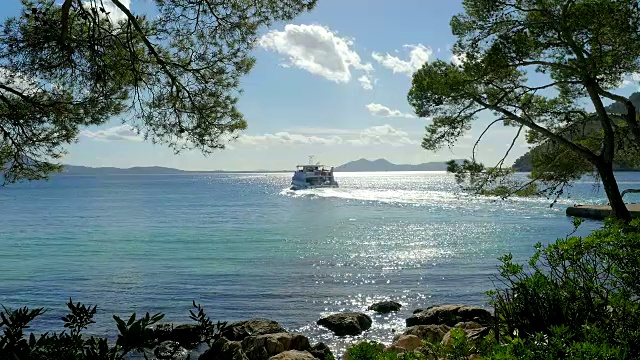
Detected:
left=1, top=171, right=640, bottom=356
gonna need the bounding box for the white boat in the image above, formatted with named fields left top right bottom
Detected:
left=290, top=156, right=339, bottom=190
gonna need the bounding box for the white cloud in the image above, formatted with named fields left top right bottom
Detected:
left=233, top=125, right=417, bottom=148
left=282, top=127, right=362, bottom=136
left=366, top=103, right=415, bottom=119
left=81, top=124, right=142, bottom=142
left=258, top=24, right=374, bottom=89
left=237, top=132, right=343, bottom=147
left=622, top=73, right=640, bottom=87
left=82, top=0, right=130, bottom=23
left=372, top=44, right=432, bottom=75
left=348, top=124, right=417, bottom=146
left=358, top=75, right=373, bottom=90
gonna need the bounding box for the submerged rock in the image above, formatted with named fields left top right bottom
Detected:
left=368, top=301, right=402, bottom=314
left=317, top=312, right=372, bottom=336
left=406, top=305, right=492, bottom=327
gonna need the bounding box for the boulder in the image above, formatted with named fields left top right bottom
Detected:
left=222, top=319, right=287, bottom=341
left=441, top=327, right=491, bottom=346
left=308, top=342, right=333, bottom=360
left=199, top=337, right=246, bottom=360
left=154, top=323, right=202, bottom=348
left=317, top=313, right=372, bottom=336
left=406, top=305, right=492, bottom=327
left=155, top=341, right=189, bottom=360
left=199, top=330, right=314, bottom=360
left=268, top=350, right=316, bottom=360
left=454, top=321, right=483, bottom=330
left=368, top=301, right=402, bottom=314
left=241, top=332, right=311, bottom=360
left=386, top=335, right=422, bottom=352
left=397, top=324, right=450, bottom=343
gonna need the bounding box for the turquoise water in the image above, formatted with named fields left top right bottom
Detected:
left=1, top=171, right=639, bottom=355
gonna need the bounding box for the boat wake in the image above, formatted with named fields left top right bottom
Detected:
left=279, top=187, right=577, bottom=208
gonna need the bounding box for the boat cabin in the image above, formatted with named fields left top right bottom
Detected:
left=295, top=165, right=333, bottom=176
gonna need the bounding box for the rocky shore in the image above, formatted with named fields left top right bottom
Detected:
left=148, top=303, right=493, bottom=360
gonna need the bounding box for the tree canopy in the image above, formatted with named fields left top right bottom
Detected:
left=0, top=0, right=316, bottom=183
left=408, top=0, right=640, bottom=221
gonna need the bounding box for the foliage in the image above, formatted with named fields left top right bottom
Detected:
left=421, top=327, right=496, bottom=360
left=407, top=0, right=640, bottom=220
left=487, top=219, right=640, bottom=359
left=0, top=0, right=316, bottom=184
left=0, top=298, right=224, bottom=359
left=188, top=300, right=227, bottom=347
left=345, top=341, right=424, bottom=360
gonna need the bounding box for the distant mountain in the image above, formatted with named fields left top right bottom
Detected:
left=57, top=160, right=458, bottom=175
left=58, top=165, right=292, bottom=174
left=61, top=165, right=190, bottom=175
left=334, top=158, right=460, bottom=172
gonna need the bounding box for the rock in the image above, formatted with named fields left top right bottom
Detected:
left=241, top=332, right=311, bottom=360
left=441, top=327, right=491, bottom=346
left=155, top=341, right=189, bottom=360
left=308, top=342, right=333, bottom=360
left=317, top=313, right=372, bottom=336
left=466, top=327, right=491, bottom=342
left=397, top=324, right=450, bottom=343
left=387, top=335, right=422, bottom=352
left=199, top=337, right=247, bottom=360
left=383, top=344, right=406, bottom=353
left=454, top=321, right=483, bottom=330
left=154, top=323, right=202, bottom=348
left=412, top=309, right=424, bottom=314
left=368, top=301, right=402, bottom=314
left=406, top=305, right=492, bottom=327
left=268, top=350, right=317, bottom=360
left=222, top=319, right=287, bottom=341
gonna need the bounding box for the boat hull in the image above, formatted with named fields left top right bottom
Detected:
left=290, top=183, right=339, bottom=191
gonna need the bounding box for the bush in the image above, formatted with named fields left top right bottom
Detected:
left=0, top=299, right=225, bottom=360
left=345, top=341, right=426, bottom=360
left=487, top=218, right=640, bottom=359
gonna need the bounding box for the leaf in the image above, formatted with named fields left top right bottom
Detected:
left=127, top=313, right=136, bottom=326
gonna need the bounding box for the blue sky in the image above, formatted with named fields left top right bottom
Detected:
left=4, top=1, right=638, bottom=170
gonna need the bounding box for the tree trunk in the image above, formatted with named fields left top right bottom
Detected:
left=596, top=161, right=632, bottom=222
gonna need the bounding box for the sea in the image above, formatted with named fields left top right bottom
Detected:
left=1, top=171, right=640, bottom=357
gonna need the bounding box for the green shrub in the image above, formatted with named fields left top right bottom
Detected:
left=487, top=219, right=640, bottom=359
left=345, top=341, right=426, bottom=360
left=0, top=299, right=225, bottom=360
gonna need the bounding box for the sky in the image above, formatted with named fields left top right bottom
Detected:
left=4, top=0, right=639, bottom=170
